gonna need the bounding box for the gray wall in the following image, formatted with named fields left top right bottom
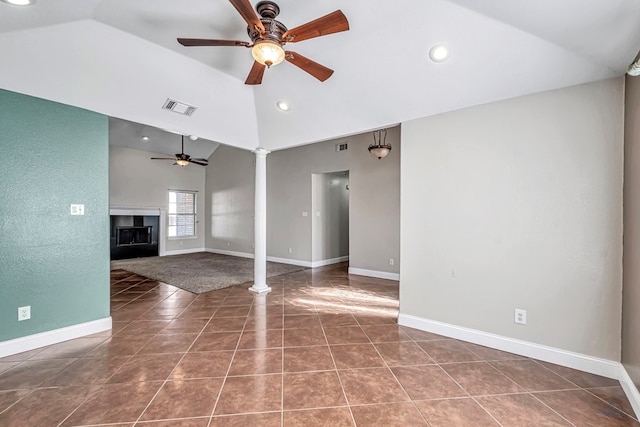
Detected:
left=109, top=145, right=206, bottom=253
left=400, top=78, right=624, bottom=360
left=623, top=74, right=640, bottom=386
left=204, top=144, right=255, bottom=254
left=204, top=128, right=400, bottom=275
left=348, top=129, right=401, bottom=274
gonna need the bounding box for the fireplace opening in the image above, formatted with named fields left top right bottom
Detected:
left=116, top=226, right=152, bottom=246
left=110, top=214, right=159, bottom=260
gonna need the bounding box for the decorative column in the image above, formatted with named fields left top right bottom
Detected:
left=249, top=147, right=271, bottom=294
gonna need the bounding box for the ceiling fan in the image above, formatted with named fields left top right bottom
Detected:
left=177, top=0, right=349, bottom=85
left=150, top=135, right=208, bottom=167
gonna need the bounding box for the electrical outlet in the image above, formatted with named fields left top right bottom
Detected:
left=18, top=306, right=31, bottom=321
left=514, top=308, right=527, bottom=325
left=389, top=258, right=394, bottom=266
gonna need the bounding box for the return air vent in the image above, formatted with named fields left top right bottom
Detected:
left=335, top=142, right=348, bottom=152
left=162, top=98, right=197, bottom=116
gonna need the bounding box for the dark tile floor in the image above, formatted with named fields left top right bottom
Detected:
left=0, top=264, right=638, bottom=426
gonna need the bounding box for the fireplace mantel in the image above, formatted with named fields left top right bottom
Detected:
left=110, top=206, right=162, bottom=217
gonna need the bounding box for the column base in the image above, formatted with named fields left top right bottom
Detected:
left=248, top=285, right=272, bottom=294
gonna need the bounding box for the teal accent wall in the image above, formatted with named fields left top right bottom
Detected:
left=0, top=89, right=110, bottom=342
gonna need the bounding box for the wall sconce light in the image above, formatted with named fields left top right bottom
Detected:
left=368, top=129, right=391, bottom=159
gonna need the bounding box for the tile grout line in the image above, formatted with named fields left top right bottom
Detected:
left=464, top=352, right=534, bottom=425
left=429, top=360, right=504, bottom=427
left=51, top=307, right=134, bottom=423
left=484, top=358, right=578, bottom=427
left=128, top=287, right=225, bottom=427
left=7, top=267, right=632, bottom=426
left=582, top=387, right=640, bottom=421
left=318, top=290, right=358, bottom=427
left=206, top=287, right=257, bottom=427
left=55, top=276, right=159, bottom=427
left=526, top=392, right=578, bottom=426
left=280, top=278, right=285, bottom=427
left=369, top=330, right=433, bottom=426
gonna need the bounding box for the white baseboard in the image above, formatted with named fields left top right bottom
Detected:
left=206, top=248, right=254, bottom=259
left=161, top=247, right=206, bottom=256
left=0, top=317, right=112, bottom=358
left=398, top=313, right=640, bottom=418
left=398, top=313, right=620, bottom=378
left=206, top=249, right=344, bottom=268
left=349, top=267, right=399, bottom=281
left=619, top=365, right=640, bottom=418
left=311, top=256, right=349, bottom=268
left=266, top=256, right=312, bottom=268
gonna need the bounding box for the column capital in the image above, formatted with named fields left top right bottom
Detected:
left=253, top=147, right=271, bottom=157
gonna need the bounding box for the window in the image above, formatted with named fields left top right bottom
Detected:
left=168, top=190, right=196, bottom=237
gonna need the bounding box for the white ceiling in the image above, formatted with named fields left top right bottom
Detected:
left=109, top=117, right=220, bottom=159
left=1, top=0, right=639, bottom=153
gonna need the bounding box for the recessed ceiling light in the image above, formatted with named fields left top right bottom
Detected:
left=1, top=0, right=35, bottom=5
left=429, top=44, right=450, bottom=62
left=276, top=100, right=290, bottom=112
left=141, top=136, right=150, bottom=142
left=189, top=135, right=198, bottom=141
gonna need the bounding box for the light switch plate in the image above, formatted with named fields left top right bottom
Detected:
left=70, top=204, right=85, bottom=215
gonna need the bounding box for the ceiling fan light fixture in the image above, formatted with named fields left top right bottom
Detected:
left=176, top=159, right=189, bottom=166
left=429, top=44, right=450, bottom=62
left=252, top=40, right=285, bottom=67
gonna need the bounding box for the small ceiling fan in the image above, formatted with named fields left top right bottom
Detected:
left=150, top=135, right=208, bottom=167
left=177, top=0, right=349, bottom=85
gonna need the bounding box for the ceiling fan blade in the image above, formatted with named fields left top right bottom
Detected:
left=191, top=158, right=209, bottom=162
left=229, top=0, right=265, bottom=34
left=285, top=51, right=334, bottom=82
left=245, top=61, right=266, bottom=85
left=150, top=157, right=177, bottom=160
left=177, top=38, right=250, bottom=47
left=190, top=160, right=209, bottom=166
left=283, top=10, right=349, bottom=43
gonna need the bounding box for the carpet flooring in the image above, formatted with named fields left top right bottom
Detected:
left=110, top=252, right=306, bottom=294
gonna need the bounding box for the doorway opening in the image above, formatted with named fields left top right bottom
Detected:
left=311, top=170, right=350, bottom=267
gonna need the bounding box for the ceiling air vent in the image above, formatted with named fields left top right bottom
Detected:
left=336, top=142, right=348, bottom=152
left=162, top=98, right=197, bottom=116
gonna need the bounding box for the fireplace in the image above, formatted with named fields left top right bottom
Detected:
left=110, top=212, right=160, bottom=260
left=116, top=226, right=152, bottom=246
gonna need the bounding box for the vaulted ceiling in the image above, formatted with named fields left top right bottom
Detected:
left=1, top=0, right=639, bottom=153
